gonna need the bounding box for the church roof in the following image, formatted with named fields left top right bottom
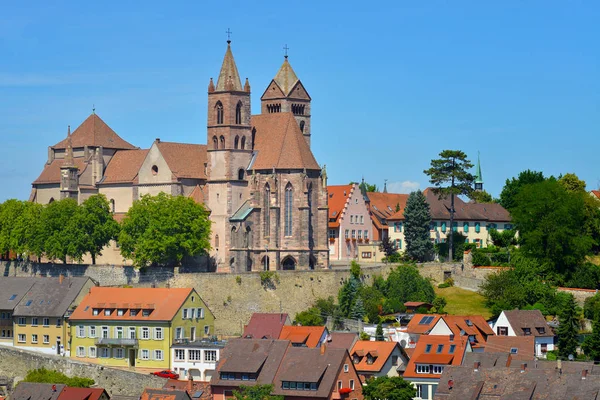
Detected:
left=52, top=113, right=136, bottom=150
left=215, top=43, right=242, bottom=92
left=475, top=153, right=483, bottom=184
left=273, top=58, right=299, bottom=96
left=101, top=149, right=149, bottom=184
left=156, top=141, right=208, bottom=180
left=32, top=157, right=87, bottom=184
left=250, top=112, right=320, bottom=171
left=188, top=184, right=206, bottom=206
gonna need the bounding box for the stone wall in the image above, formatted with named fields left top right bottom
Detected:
left=557, top=287, right=598, bottom=306
left=0, top=346, right=165, bottom=396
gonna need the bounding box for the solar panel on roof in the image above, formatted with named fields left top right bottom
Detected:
left=419, top=316, right=434, bottom=325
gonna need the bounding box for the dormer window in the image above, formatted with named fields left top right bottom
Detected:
left=104, top=309, right=111, bottom=316
left=425, top=344, right=432, bottom=354
left=92, top=309, right=99, bottom=316
left=536, top=327, right=546, bottom=334
left=523, top=328, right=531, bottom=336
left=117, top=309, right=125, bottom=316
left=367, top=354, right=375, bottom=365
left=142, top=309, right=151, bottom=317
left=353, top=354, right=361, bottom=364
left=130, top=309, right=138, bottom=317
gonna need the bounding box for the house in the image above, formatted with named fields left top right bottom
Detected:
left=0, top=278, right=35, bottom=342
left=428, top=315, right=494, bottom=352
left=403, top=335, right=471, bottom=400
left=404, top=302, right=433, bottom=314
left=483, top=336, right=535, bottom=361
left=140, top=388, right=191, bottom=400
left=405, top=314, right=443, bottom=347
left=272, top=345, right=364, bottom=400
left=350, top=340, right=408, bottom=380
left=58, top=387, right=110, bottom=400
left=69, top=287, right=215, bottom=371
left=162, top=380, right=211, bottom=400
left=279, top=325, right=329, bottom=348
left=10, top=384, right=109, bottom=400
left=171, top=339, right=226, bottom=381
left=365, top=192, right=409, bottom=242
left=242, top=313, right=290, bottom=339
left=12, top=276, right=95, bottom=355
left=327, top=183, right=372, bottom=261
left=326, top=332, right=359, bottom=351
left=492, top=310, right=554, bottom=358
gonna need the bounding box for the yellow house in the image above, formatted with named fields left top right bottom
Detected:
left=68, top=287, right=215, bottom=371
left=12, top=276, right=95, bottom=355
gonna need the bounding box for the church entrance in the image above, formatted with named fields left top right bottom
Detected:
left=282, top=257, right=296, bottom=271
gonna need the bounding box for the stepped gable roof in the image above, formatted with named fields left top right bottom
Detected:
left=101, top=149, right=148, bottom=184
left=156, top=141, right=207, bottom=180
left=272, top=347, right=350, bottom=398
left=350, top=340, right=400, bottom=373
left=32, top=157, right=86, bottom=184
left=53, top=113, right=136, bottom=150
left=279, top=325, right=327, bottom=348
left=59, top=387, right=108, bottom=400
left=13, top=277, right=92, bottom=317
left=366, top=192, right=409, bottom=223
left=215, top=42, right=242, bottom=92
left=10, top=383, right=66, bottom=400
left=0, top=277, right=35, bottom=310
left=327, top=184, right=353, bottom=228
left=502, top=310, right=552, bottom=337
left=250, top=113, right=319, bottom=170
left=403, top=335, right=468, bottom=379
left=484, top=336, right=535, bottom=361
left=69, top=287, right=193, bottom=322
left=273, top=58, right=299, bottom=96
left=243, top=313, right=290, bottom=339
left=326, top=331, right=359, bottom=351
left=406, top=313, right=443, bottom=335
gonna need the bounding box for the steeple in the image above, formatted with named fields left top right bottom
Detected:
left=273, top=58, right=299, bottom=96
left=64, top=126, right=75, bottom=167
left=474, top=152, right=483, bottom=191
left=383, top=180, right=388, bottom=193
left=215, top=42, right=242, bottom=92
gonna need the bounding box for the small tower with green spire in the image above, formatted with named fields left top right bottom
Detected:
left=474, top=152, right=483, bottom=191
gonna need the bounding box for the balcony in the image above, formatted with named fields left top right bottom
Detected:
left=95, top=337, right=138, bottom=347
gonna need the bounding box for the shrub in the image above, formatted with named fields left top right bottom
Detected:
left=235, top=276, right=242, bottom=285
left=260, top=271, right=279, bottom=288
left=444, top=277, right=455, bottom=287
left=438, top=282, right=450, bottom=289
left=23, top=368, right=94, bottom=387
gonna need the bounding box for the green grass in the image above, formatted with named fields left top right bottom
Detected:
left=434, top=286, right=492, bottom=319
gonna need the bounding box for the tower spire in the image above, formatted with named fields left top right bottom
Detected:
left=64, top=125, right=75, bottom=166
left=474, top=151, right=484, bottom=191
left=215, top=39, right=242, bottom=92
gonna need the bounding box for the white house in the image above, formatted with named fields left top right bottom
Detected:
left=171, top=339, right=226, bottom=381
left=492, top=310, right=554, bottom=358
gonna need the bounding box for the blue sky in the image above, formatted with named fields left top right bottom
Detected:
left=1, top=1, right=598, bottom=201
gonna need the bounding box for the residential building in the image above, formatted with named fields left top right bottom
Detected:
left=279, top=325, right=328, bottom=348
left=403, top=335, right=471, bottom=400
left=10, top=384, right=109, bottom=400
left=350, top=340, right=408, bottom=380
left=30, top=41, right=329, bottom=271
left=162, top=379, right=212, bottom=400
left=428, top=315, right=494, bottom=352
left=242, top=313, right=290, bottom=339
left=69, top=287, right=214, bottom=370
left=0, top=278, right=35, bottom=342
left=171, top=339, right=226, bottom=381
left=58, top=387, right=110, bottom=400
left=365, top=192, right=409, bottom=241
left=405, top=314, right=443, bottom=347
left=326, top=332, right=359, bottom=351
left=327, top=183, right=372, bottom=261
left=492, top=310, right=554, bottom=358
left=591, top=190, right=600, bottom=200
left=483, top=336, right=535, bottom=361
left=12, top=276, right=95, bottom=355
left=140, top=389, right=191, bottom=400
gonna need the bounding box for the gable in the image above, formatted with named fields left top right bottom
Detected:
left=430, top=319, right=453, bottom=335
left=287, top=80, right=311, bottom=101
left=137, top=143, right=174, bottom=184
left=260, top=80, right=286, bottom=100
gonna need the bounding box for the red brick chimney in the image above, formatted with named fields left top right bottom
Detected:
left=187, top=374, right=194, bottom=393
left=320, top=343, right=327, bottom=355
left=473, top=361, right=480, bottom=371
left=582, top=369, right=588, bottom=380
left=59, top=274, right=64, bottom=284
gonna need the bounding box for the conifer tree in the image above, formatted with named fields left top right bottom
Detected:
left=350, top=297, right=365, bottom=321
left=582, top=316, right=600, bottom=360
left=403, top=190, right=433, bottom=262
left=375, top=322, right=384, bottom=341
left=557, top=294, right=579, bottom=360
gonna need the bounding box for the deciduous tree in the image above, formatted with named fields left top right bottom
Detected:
left=403, top=190, right=433, bottom=262
left=469, top=190, right=494, bottom=203
left=233, top=385, right=283, bottom=400
left=582, top=316, right=600, bottom=361
left=11, top=201, right=45, bottom=260
left=42, top=198, right=84, bottom=263
left=363, top=376, right=416, bottom=400
left=498, top=169, right=546, bottom=210
left=76, top=195, right=120, bottom=264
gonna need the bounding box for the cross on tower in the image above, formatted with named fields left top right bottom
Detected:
left=226, top=28, right=232, bottom=43
left=283, top=44, right=289, bottom=59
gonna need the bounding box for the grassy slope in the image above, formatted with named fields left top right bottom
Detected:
left=434, top=286, right=492, bottom=320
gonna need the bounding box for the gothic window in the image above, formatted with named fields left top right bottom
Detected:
left=282, top=256, right=296, bottom=270
left=240, top=136, right=246, bottom=150
left=264, top=184, right=270, bottom=237
left=238, top=169, right=245, bottom=180
left=216, top=101, right=224, bottom=124
left=49, top=198, right=55, bottom=204
left=245, top=226, right=252, bottom=248
left=300, top=121, right=305, bottom=133
left=235, top=101, right=242, bottom=124
left=215, top=235, right=219, bottom=249
left=219, top=136, right=225, bottom=149
left=151, top=165, right=158, bottom=175
left=231, top=227, right=237, bottom=248
left=212, top=136, right=218, bottom=150
left=234, top=136, right=239, bottom=149
left=246, top=256, right=252, bottom=272
left=285, top=183, right=293, bottom=236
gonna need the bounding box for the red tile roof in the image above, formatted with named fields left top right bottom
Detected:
left=59, top=387, right=108, bottom=400
left=188, top=185, right=206, bottom=205
left=101, top=149, right=148, bottom=184
left=403, top=335, right=468, bottom=379
left=350, top=340, right=401, bottom=373
left=439, top=315, right=494, bottom=349
left=327, top=184, right=353, bottom=228
left=32, top=158, right=87, bottom=184
left=53, top=114, right=136, bottom=150
left=279, top=325, right=327, bottom=348
left=156, top=142, right=207, bottom=180
left=406, top=314, right=443, bottom=335
left=367, top=192, right=409, bottom=220
left=243, top=313, right=290, bottom=339
left=484, top=336, right=535, bottom=361
left=591, top=190, right=600, bottom=200
left=69, top=287, right=193, bottom=322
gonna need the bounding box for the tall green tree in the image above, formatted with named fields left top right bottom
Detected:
left=0, top=199, right=26, bottom=256
left=582, top=316, right=600, bottom=361
left=498, top=169, right=546, bottom=210
left=557, top=294, right=580, bottom=360
left=558, top=173, right=586, bottom=193
left=403, top=190, right=433, bottom=262
left=424, top=150, right=475, bottom=261
left=385, top=265, right=435, bottom=304
left=363, top=376, right=416, bottom=400
left=42, top=198, right=84, bottom=263
left=489, top=228, right=517, bottom=249
left=375, top=322, right=384, bottom=341
left=338, top=276, right=361, bottom=317
left=233, top=385, right=283, bottom=400
left=350, top=297, right=366, bottom=321
left=76, top=195, right=120, bottom=264
left=11, top=202, right=45, bottom=260
left=119, top=193, right=211, bottom=267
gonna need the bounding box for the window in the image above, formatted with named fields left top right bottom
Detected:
left=189, top=350, right=201, bottom=361
left=43, top=335, right=49, bottom=344
left=238, top=168, right=244, bottom=180
left=205, top=350, right=217, bottom=362
left=216, top=101, right=224, bottom=124
left=77, top=326, right=85, bottom=338
left=523, top=328, right=531, bottom=336
left=344, top=364, right=349, bottom=372
left=436, top=344, right=444, bottom=353
left=204, top=325, right=210, bottom=335
left=154, top=327, right=163, bottom=340
left=345, top=229, right=349, bottom=239
left=212, top=136, right=218, bottom=150
left=175, top=349, right=185, bottom=361
left=283, top=382, right=290, bottom=389
left=236, top=102, right=242, bottom=124
left=104, top=309, right=111, bottom=316
left=183, top=309, right=189, bottom=319
left=425, top=344, right=432, bottom=354
left=101, top=326, right=109, bottom=339
left=419, top=316, right=435, bottom=325
left=541, top=343, right=548, bottom=353
left=416, top=364, right=430, bottom=373
left=89, top=326, right=96, bottom=338
left=113, top=348, right=124, bottom=358
left=129, top=309, right=138, bottom=317
left=432, top=365, right=444, bottom=374
left=337, top=381, right=342, bottom=391
left=449, top=344, right=456, bottom=354
left=89, top=347, right=97, bottom=358
left=142, top=309, right=150, bottom=317
left=510, top=347, right=518, bottom=354
left=328, top=229, right=336, bottom=239
left=475, top=222, right=481, bottom=233
left=141, top=327, right=150, bottom=340
left=129, top=327, right=136, bottom=339
left=198, top=308, right=205, bottom=319
left=430, top=222, right=438, bottom=231
left=18, top=334, right=26, bottom=343
left=396, top=239, right=402, bottom=249
left=141, top=349, right=150, bottom=360
left=175, top=327, right=183, bottom=339
left=497, top=326, right=508, bottom=336
left=31, top=334, right=38, bottom=343
left=220, top=135, right=225, bottom=149
left=362, top=252, right=372, bottom=258
left=364, top=230, right=369, bottom=240
left=536, top=327, right=546, bottom=334
left=18, top=317, right=26, bottom=325
left=360, top=215, right=364, bottom=224
left=115, top=326, right=124, bottom=339
left=241, top=136, right=246, bottom=150
left=31, top=318, right=38, bottom=326
left=234, top=136, right=239, bottom=149
left=56, top=318, right=62, bottom=327
left=151, top=165, right=158, bottom=175
left=285, top=184, right=293, bottom=236
left=441, top=222, right=447, bottom=232
left=92, top=309, right=99, bottom=316
left=77, top=346, right=85, bottom=357
left=154, top=350, right=163, bottom=360
left=43, top=318, right=49, bottom=326
left=100, top=348, right=110, bottom=358
left=416, top=384, right=424, bottom=398
left=117, top=309, right=124, bottom=316
left=351, top=230, right=356, bottom=239
left=504, top=224, right=513, bottom=229
left=9, top=294, right=17, bottom=301
left=350, top=379, right=355, bottom=390
left=25, top=300, right=32, bottom=306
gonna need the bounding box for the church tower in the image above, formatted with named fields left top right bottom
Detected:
left=474, top=152, right=484, bottom=191
left=60, top=126, right=79, bottom=200
left=206, top=39, right=253, bottom=271
left=261, top=55, right=312, bottom=146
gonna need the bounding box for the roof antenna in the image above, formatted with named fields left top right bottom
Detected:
left=283, top=44, right=289, bottom=59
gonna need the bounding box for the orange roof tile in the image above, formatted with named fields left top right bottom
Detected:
left=101, top=149, right=148, bottom=184
left=33, top=158, right=87, bottom=184
left=440, top=315, right=494, bottom=349
left=350, top=340, right=400, bottom=373
left=69, top=287, right=193, bottom=322
left=367, top=192, right=409, bottom=225
left=279, top=325, right=326, bottom=348
left=157, top=142, right=207, bottom=180
left=59, top=387, right=108, bottom=400
left=406, top=314, right=443, bottom=335
left=251, top=113, right=320, bottom=171
left=484, top=336, right=535, bottom=361
left=188, top=185, right=206, bottom=205
left=327, top=184, right=353, bottom=227
left=403, top=335, right=468, bottom=379
left=53, top=114, right=136, bottom=150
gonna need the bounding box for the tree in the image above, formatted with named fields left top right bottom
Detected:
left=375, top=322, right=384, bottom=341
left=403, top=190, right=433, bottom=262
left=498, top=169, right=546, bottom=210
left=469, top=190, right=494, bottom=203
left=558, top=173, right=586, bottom=193
left=11, top=202, right=45, bottom=260
left=432, top=296, right=447, bottom=314
left=41, top=198, right=84, bottom=263
left=363, top=376, right=416, bottom=400
left=76, top=195, right=120, bottom=264
left=489, top=229, right=517, bottom=249
left=385, top=265, right=435, bottom=305
left=24, top=368, right=94, bottom=388
left=557, top=294, right=579, bottom=360
left=350, top=297, right=366, bottom=321
left=357, top=180, right=378, bottom=193
left=424, top=150, right=475, bottom=261
left=233, top=385, right=283, bottom=400
left=435, top=231, right=467, bottom=262
left=582, top=316, right=600, bottom=361
left=360, top=285, right=385, bottom=323
left=119, top=193, right=211, bottom=267
left=584, top=292, right=600, bottom=320
left=379, top=236, right=397, bottom=258
left=0, top=199, right=26, bottom=256
left=294, top=307, right=324, bottom=326
left=339, top=276, right=361, bottom=317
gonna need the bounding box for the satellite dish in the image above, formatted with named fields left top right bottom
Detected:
left=568, top=354, right=574, bottom=361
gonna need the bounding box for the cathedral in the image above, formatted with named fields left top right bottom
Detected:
left=30, top=40, right=330, bottom=272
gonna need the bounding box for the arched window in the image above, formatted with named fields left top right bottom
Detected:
left=246, top=256, right=252, bottom=272
left=245, top=226, right=252, bottom=248
left=238, top=169, right=245, bottom=180
left=262, top=256, right=270, bottom=271
left=282, top=256, right=296, bottom=270
left=240, top=136, right=246, bottom=150
left=234, top=136, right=239, bottom=149
left=285, top=183, right=293, bottom=236
left=299, top=121, right=305, bottom=133
left=231, top=227, right=237, bottom=248
left=216, top=101, right=224, bottom=124
left=219, top=135, right=225, bottom=149
left=212, top=136, right=218, bottom=150
left=215, top=234, right=219, bottom=249
left=235, top=101, right=242, bottom=124
left=264, top=184, right=270, bottom=237
left=110, top=199, right=115, bottom=213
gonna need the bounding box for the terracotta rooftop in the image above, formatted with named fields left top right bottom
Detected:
left=279, top=325, right=327, bottom=348
left=59, top=387, right=108, bottom=400
left=53, top=113, right=136, bottom=150
left=141, top=388, right=191, bottom=400
left=10, top=383, right=65, bottom=400
left=156, top=141, right=207, bottom=180
left=350, top=340, right=401, bottom=373
left=483, top=336, right=535, bottom=361
left=502, top=310, right=552, bottom=337
left=438, top=315, right=494, bottom=349
left=33, top=157, right=86, bottom=184
left=404, top=335, right=468, bottom=379
left=327, top=184, right=353, bottom=227
left=162, top=380, right=211, bottom=400
left=366, top=192, right=409, bottom=225
left=242, top=313, right=290, bottom=339
left=101, top=149, right=148, bottom=184
left=592, top=190, right=600, bottom=200
left=69, top=287, right=193, bottom=322
left=406, top=314, right=443, bottom=335
left=188, top=185, right=206, bottom=205
left=250, top=113, right=320, bottom=171
left=326, top=332, right=358, bottom=351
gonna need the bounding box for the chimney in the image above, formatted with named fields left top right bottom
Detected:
left=187, top=373, right=194, bottom=393
left=156, top=138, right=161, bottom=143
left=473, top=361, right=480, bottom=371
left=448, top=379, right=454, bottom=391
left=320, top=342, right=327, bottom=355
left=52, top=385, right=57, bottom=392
left=59, top=274, right=64, bottom=284
left=582, top=369, right=588, bottom=380
left=520, top=363, right=527, bottom=373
